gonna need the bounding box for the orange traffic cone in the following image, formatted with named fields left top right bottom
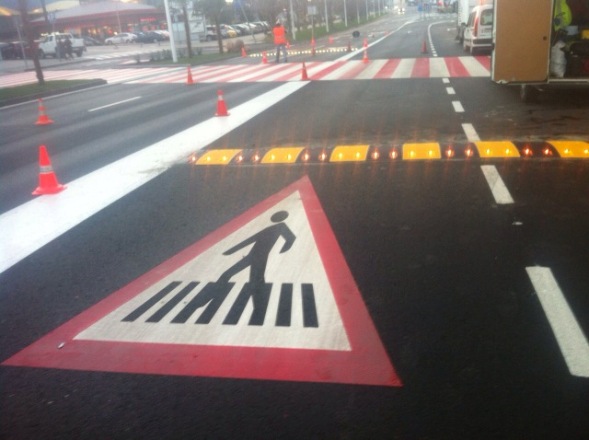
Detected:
left=32, top=145, right=66, bottom=195
left=186, top=65, right=194, bottom=85
left=328, top=36, right=334, bottom=44
left=363, top=38, right=368, bottom=48
left=241, top=46, right=247, bottom=57
left=421, top=39, right=428, bottom=54
left=261, top=51, right=268, bottom=64
left=35, top=99, right=54, bottom=126
left=286, top=41, right=291, bottom=49
left=215, top=89, right=229, bottom=117
left=362, top=48, right=369, bottom=63
left=301, top=62, right=309, bottom=80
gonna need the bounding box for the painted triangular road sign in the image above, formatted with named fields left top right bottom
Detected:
left=3, top=176, right=402, bottom=386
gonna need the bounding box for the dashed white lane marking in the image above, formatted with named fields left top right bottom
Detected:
left=88, top=96, right=142, bottom=112
left=480, top=165, right=514, bottom=205
left=462, top=123, right=480, bottom=142
left=446, top=87, right=456, bottom=95
left=526, top=267, right=589, bottom=378
left=452, top=101, right=464, bottom=113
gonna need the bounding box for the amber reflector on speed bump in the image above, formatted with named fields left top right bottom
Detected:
left=475, top=141, right=520, bottom=158
left=330, top=145, right=370, bottom=162
left=196, top=149, right=243, bottom=165
left=261, top=147, right=305, bottom=164
left=547, top=140, right=589, bottom=158
left=402, top=143, right=441, bottom=160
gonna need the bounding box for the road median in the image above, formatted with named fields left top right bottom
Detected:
left=0, top=79, right=106, bottom=107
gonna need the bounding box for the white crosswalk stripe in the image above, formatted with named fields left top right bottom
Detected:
left=0, top=56, right=491, bottom=88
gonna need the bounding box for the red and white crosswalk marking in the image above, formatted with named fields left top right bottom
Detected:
left=0, top=56, right=491, bottom=89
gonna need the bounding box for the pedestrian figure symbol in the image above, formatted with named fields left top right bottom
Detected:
left=122, top=209, right=318, bottom=328
left=219, top=210, right=295, bottom=284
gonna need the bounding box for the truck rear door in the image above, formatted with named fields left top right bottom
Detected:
left=492, top=0, right=553, bottom=83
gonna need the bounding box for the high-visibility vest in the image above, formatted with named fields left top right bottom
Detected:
left=273, top=25, right=287, bottom=45
left=554, top=0, right=572, bottom=30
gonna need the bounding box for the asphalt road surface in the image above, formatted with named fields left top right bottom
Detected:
left=2, top=9, right=589, bottom=439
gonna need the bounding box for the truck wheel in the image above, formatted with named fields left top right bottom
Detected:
left=38, top=49, right=45, bottom=59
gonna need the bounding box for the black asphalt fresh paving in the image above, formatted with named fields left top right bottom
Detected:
left=2, top=161, right=589, bottom=438
left=2, top=9, right=589, bottom=439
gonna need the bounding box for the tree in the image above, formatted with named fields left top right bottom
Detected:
left=195, top=0, right=226, bottom=54
left=178, top=0, right=193, bottom=57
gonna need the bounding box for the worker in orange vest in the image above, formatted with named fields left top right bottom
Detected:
left=272, top=21, right=288, bottom=63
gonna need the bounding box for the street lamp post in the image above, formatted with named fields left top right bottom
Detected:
left=324, top=0, right=329, bottom=32
left=163, top=0, right=177, bottom=62
left=289, top=0, right=296, bottom=41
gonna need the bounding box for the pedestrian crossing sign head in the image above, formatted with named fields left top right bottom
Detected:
left=271, top=210, right=288, bottom=222
left=2, top=176, right=401, bottom=387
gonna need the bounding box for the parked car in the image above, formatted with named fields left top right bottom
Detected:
left=232, top=24, right=249, bottom=36
left=204, top=25, right=219, bottom=41
left=105, top=33, right=137, bottom=45
left=135, top=31, right=166, bottom=43
left=83, top=36, right=102, bottom=46
left=12, top=40, right=37, bottom=58
left=38, top=33, right=85, bottom=58
left=253, top=21, right=270, bottom=33
left=152, top=30, right=169, bottom=40
left=220, top=24, right=237, bottom=38
left=0, top=42, right=17, bottom=59
left=239, top=23, right=258, bottom=34
left=462, top=4, right=493, bottom=54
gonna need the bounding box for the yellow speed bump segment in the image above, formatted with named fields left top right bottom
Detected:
left=547, top=140, right=589, bottom=158
left=261, top=147, right=305, bottom=164
left=402, top=143, right=441, bottom=160
left=475, top=141, right=520, bottom=158
left=330, top=145, right=370, bottom=162
left=196, top=149, right=243, bottom=165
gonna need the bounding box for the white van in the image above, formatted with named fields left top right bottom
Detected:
left=463, top=4, right=493, bottom=54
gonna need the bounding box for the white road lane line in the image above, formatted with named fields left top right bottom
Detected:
left=88, top=96, right=142, bottom=112
left=0, top=81, right=308, bottom=275
left=445, top=87, right=455, bottom=95
left=452, top=101, right=464, bottom=112
left=462, top=123, right=480, bottom=141
left=526, top=267, right=589, bottom=378
left=480, top=165, right=514, bottom=205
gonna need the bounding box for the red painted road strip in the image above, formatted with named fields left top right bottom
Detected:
left=474, top=55, right=491, bottom=71
left=444, top=57, right=470, bottom=77
left=374, top=59, right=402, bottom=79
left=411, top=58, right=430, bottom=78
